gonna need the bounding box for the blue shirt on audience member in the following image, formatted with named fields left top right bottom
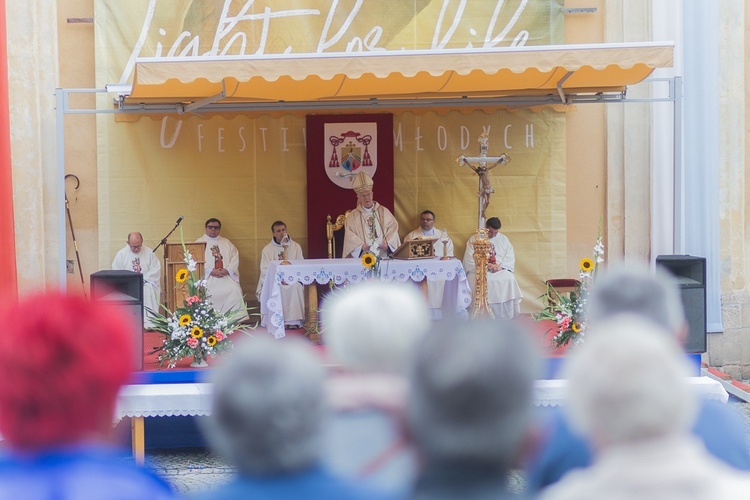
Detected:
left=0, top=446, right=175, bottom=499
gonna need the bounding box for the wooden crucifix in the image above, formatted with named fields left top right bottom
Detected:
left=455, top=132, right=511, bottom=228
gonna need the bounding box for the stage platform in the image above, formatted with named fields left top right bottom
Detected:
left=118, top=320, right=708, bottom=462
left=131, top=319, right=701, bottom=384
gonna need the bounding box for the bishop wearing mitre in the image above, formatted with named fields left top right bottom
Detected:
left=342, top=172, right=400, bottom=259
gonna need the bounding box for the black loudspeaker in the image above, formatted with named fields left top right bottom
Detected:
left=655, top=255, right=706, bottom=353
left=90, top=270, right=144, bottom=371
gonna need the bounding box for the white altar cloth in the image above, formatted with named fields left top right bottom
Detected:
left=115, top=383, right=214, bottom=421
left=534, top=376, right=729, bottom=407
left=115, top=377, right=729, bottom=420
left=259, top=258, right=473, bottom=339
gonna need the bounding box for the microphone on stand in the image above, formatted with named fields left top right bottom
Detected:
left=155, top=216, right=185, bottom=252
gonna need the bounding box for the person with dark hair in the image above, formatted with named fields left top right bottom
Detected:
left=196, top=337, right=391, bottom=499
left=462, top=216, right=523, bottom=319
left=405, top=210, right=455, bottom=319
left=406, top=319, right=539, bottom=499
left=0, top=291, right=174, bottom=499
left=256, top=220, right=305, bottom=329
left=196, top=217, right=249, bottom=321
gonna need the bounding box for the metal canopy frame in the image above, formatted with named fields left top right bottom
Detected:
left=60, top=80, right=674, bottom=115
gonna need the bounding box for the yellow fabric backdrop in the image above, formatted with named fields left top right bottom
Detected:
left=95, top=0, right=566, bottom=309
left=97, top=109, right=565, bottom=310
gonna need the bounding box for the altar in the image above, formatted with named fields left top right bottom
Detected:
left=259, top=258, right=473, bottom=339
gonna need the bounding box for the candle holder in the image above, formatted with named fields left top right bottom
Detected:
left=440, top=229, right=451, bottom=260
left=280, top=236, right=291, bottom=265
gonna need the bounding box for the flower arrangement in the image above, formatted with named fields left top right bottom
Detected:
left=534, top=230, right=605, bottom=348
left=149, top=241, right=249, bottom=368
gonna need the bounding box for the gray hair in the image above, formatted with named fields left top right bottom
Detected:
left=406, top=320, right=539, bottom=468
left=585, top=264, right=686, bottom=336
left=200, top=337, right=326, bottom=476
left=564, top=315, right=697, bottom=447
left=323, top=282, right=431, bottom=374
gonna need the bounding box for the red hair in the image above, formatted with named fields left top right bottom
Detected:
left=0, top=291, right=134, bottom=450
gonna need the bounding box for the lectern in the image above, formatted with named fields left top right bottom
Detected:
left=164, top=242, right=206, bottom=312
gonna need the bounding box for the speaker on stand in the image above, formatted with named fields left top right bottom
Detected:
left=655, top=255, right=707, bottom=354
left=90, top=270, right=145, bottom=371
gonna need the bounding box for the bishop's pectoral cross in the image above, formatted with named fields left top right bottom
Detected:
left=455, top=132, right=511, bottom=229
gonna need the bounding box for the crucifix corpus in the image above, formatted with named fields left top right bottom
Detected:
left=455, top=132, right=511, bottom=229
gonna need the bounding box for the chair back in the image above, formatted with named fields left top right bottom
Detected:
left=544, top=278, right=581, bottom=305
left=326, top=211, right=350, bottom=258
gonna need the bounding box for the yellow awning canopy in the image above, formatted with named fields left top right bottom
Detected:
left=117, top=41, right=674, bottom=112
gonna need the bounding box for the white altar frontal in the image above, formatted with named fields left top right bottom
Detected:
left=259, top=258, right=473, bottom=339
left=115, top=377, right=729, bottom=464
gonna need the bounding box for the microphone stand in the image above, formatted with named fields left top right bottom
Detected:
left=155, top=218, right=183, bottom=310
left=154, top=218, right=182, bottom=253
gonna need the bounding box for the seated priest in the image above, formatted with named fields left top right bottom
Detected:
left=111, top=231, right=161, bottom=328
left=256, top=220, right=305, bottom=330
left=405, top=210, right=455, bottom=319
left=463, top=217, right=523, bottom=319
left=196, top=218, right=249, bottom=322
left=343, top=172, right=400, bottom=259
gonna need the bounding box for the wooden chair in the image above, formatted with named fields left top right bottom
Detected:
left=544, top=278, right=581, bottom=303
left=326, top=211, right=350, bottom=258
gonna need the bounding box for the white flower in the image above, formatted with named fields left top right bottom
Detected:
left=184, top=251, right=197, bottom=272
left=594, top=239, right=605, bottom=255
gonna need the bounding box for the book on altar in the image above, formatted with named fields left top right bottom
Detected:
left=391, top=238, right=438, bottom=260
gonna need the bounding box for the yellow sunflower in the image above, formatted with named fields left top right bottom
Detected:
left=572, top=322, right=583, bottom=333
left=179, top=314, right=192, bottom=326
left=580, top=258, right=594, bottom=273
left=361, top=252, right=376, bottom=268
left=176, top=268, right=189, bottom=283
left=190, top=326, right=204, bottom=339
left=207, top=335, right=217, bottom=347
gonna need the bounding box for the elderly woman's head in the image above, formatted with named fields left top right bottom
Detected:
left=563, top=315, right=697, bottom=449
left=322, top=282, right=431, bottom=374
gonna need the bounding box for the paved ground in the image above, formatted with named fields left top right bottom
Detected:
left=145, top=448, right=235, bottom=495
left=145, top=400, right=750, bottom=495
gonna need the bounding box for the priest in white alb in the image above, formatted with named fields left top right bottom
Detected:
left=196, top=218, right=249, bottom=322
left=343, top=171, right=400, bottom=259
left=256, top=220, right=305, bottom=329
left=111, top=232, right=162, bottom=328
left=463, top=217, right=523, bottom=319
left=405, top=210, right=455, bottom=319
